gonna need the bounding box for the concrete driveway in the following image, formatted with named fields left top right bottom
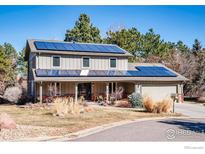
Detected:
left=72, top=118, right=205, bottom=141
left=175, top=102, right=205, bottom=118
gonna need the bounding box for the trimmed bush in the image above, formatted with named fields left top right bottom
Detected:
left=128, top=92, right=143, bottom=108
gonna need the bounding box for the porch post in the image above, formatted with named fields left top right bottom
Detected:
left=106, top=82, right=109, bottom=102
left=177, top=83, right=184, bottom=103
left=54, top=82, right=57, bottom=96
left=39, top=82, right=43, bottom=104
left=91, top=82, right=94, bottom=101
left=115, top=82, right=118, bottom=101
left=75, top=83, right=78, bottom=103
left=134, top=83, right=142, bottom=94
left=135, top=84, right=139, bottom=93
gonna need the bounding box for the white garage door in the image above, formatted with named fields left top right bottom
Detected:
left=142, top=85, right=177, bottom=101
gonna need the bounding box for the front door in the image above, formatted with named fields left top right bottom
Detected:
left=78, top=83, right=92, bottom=100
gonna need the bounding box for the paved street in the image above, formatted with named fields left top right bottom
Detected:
left=72, top=118, right=205, bottom=141
left=71, top=103, right=205, bottom=141
left=175, top=102, right=205, bottom=118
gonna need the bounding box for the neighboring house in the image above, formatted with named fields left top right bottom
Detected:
left=25, top=39, right=188, bottom=103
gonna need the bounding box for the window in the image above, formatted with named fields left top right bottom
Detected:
left=53, top=56, right=60, bottom=67
left=109, top=82, right=116, bottom=93
left=82, top=57, right=90, bottom=68
left=110, top=58, right=117, bottom=68
left=48, top=82, right=61, bottom=96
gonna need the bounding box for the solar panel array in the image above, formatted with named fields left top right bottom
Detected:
left=136, top=66, right=177, bottom=77
left=35, top=66, right=177, bottom=77
left=34, top=41, right=126, bottom=54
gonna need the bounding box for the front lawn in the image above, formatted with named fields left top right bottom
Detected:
left=0, top=104, right=181, bottom=141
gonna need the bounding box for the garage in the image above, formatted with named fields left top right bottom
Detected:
left=141, top=85, right=177, bottom=101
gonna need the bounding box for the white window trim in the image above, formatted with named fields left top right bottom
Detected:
left=109, top=58, right=117, bottom=69
left=52, top=55, right=61, bottom=69
left=82, top=57, right=91, bottom=69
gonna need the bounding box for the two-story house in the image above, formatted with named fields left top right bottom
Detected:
left=25, top=39, right=188, bottom=103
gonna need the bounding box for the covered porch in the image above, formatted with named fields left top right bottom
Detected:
left=35, top=81, right=140, bottom=103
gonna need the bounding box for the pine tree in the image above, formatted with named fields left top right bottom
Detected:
left=64, top=14, right=102, bottom=43
left=17, top=48, right=27, bottom=76
left=192, top=39, right=202, bottom=54
left=176, top=41, right=190, bottom=53
left=105, top=28, right=142, bottom=58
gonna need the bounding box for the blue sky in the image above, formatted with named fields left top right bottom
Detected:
left=0, top=5, right=205, bottom=52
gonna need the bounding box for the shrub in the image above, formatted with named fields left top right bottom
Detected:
left=143, top=96, right=155, bottom=112
left=110, top=86, right=124, bottom=101
left=3, top=86, right=22, bottom=103
left=43, top=96, right=54, bottom=104
left=128, top=92, right=143, bottom=108
left=160, top=98, right=172, bottom=113
left=97, top=95, right=104, bottom=105
left=114, top=99, right=132, bottom=108
left=52, top=97, right=87, bottom=116
left=143, top=96, right=172, bottom=113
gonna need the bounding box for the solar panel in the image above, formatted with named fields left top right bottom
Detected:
left=34, top=41, right=126, bottom=54
left=44, top=42, right=56, bottom=50
left=35, top=69, right=81, bottom=77
left=34, top=42, right=47, bottom=50
left=35, top=66, right=177, bottom=77
left=136, top=66, right=177, bottom=77
left=54, top=43, right=67, bottom=50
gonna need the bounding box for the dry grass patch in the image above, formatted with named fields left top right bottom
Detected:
left=0, top=104, right=181, bottom=134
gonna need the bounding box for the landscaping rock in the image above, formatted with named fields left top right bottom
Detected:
left=0, top=113, right=16, bottom=130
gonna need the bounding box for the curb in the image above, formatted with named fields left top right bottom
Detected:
left=47, top=116, right=188, bottom=141
left=13, top=116, right=188, bottom=142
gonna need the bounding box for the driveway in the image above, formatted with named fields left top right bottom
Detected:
left=72, top=118, right=205, bottom=141
left=175, top=102, right=205, bottom=118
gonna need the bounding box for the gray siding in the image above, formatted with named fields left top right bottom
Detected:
left=36, top=54, right=128, bottom=70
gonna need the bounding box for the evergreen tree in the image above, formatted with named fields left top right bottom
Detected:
left=141, top=28, right=172, bottom=57
left=64, top=14, right=102, bottom=43
left=2, top=43, right=18, bottom=59
left=192, top=39, right=202, bottom=54
left=17, top=48, right=27, bottom=76
left=105, top=28, right=142, bottom=58
left=0, top=47, right=9, bottom=77
left=0, top=43, right=17, bottom=87
left=176, top=41, right=190, bottom=53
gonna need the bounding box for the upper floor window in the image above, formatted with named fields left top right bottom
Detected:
left=110, top=58, right=117, bottom=68
left=82, top=57, right=90, bottom=68
left=52, top=56, right=60, bottom=67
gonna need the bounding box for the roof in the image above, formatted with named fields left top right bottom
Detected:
left=32, top=63, right=188, bottom=82
left=25, top=39, right=132, bottom=60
